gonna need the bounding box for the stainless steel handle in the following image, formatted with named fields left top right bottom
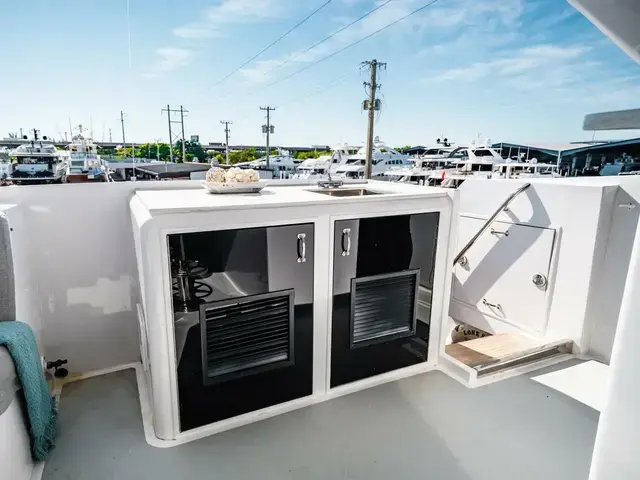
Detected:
left=454, top=183, right=531, bottom=265
left=490, top=228, right=509, bottom=236
left=341, top=228, right=351, bottom=256
left=297, top=233, right=306, bottom=263
left=482, top=298, right=502, bottom=310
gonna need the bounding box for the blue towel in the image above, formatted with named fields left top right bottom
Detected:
left=0, top=321, right=57, bottom=461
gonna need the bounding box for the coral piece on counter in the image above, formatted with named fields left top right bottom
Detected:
left=205, top=167, right=226, bottom=183
left=225, top=167, right=260, bottom=183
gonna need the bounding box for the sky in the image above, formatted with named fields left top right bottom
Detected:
left=1, top=0, right=640, bottom=147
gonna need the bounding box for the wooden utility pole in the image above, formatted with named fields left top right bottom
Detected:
left=180, top=105, right=186, bottom=163
left=220, top=120, right=232, bottom=164
left=362, top=59, right=386, bottom=179
left=120, top=111, right=126, bottom=151
left=260, top=106, right=276, bottom=168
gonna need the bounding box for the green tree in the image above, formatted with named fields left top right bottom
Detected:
left=173, top=140, right=208, bottom=162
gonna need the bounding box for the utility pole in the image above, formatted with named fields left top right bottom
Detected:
left=260, top=106, right=276, bottom=168
left=220, top=121, right=232, bottom=164
left=162, top=105, right=188, bottom=163
left=164, top=105, right=173, bottom=163
left=109, top=128, right=112, bottom=143
left=180, top=105, right=186, bottom=163
left=362, top=59, right=386, bottom=179
left=120, top=111, right=126, bottom=151
left=120, top=111, right=136, bottom=180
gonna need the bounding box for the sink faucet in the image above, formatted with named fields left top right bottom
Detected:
left=317, top=170, right=343, bottom=189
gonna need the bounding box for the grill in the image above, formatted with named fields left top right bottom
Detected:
left=350, top=270, right=419, bottom=348
left=200, top=290, right=295, bottom=385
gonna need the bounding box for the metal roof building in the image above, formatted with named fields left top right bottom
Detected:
left=492, top=138, right=640, bottom=159
left=492, top=138, right=640, bottom=176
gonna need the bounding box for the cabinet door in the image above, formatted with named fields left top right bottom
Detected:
left=330, top=214, right=438, bottom=388
left=333, top=219, right=359, bottom=296
left=453, top=216, right=555, bottom=335
left=267, top=224, right=314, bottom=305
left=172, top=223, right=314, bottom=432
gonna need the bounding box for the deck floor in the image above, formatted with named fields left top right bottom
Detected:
left=43, top=362, right=598, bottom=480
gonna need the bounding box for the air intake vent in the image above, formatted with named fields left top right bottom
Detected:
left=350, top=270, right=419, bottom=348
left=200, top=290, right=294, bottom=386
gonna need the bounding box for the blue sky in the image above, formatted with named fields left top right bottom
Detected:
left=1, top=0, right=639, bottom=147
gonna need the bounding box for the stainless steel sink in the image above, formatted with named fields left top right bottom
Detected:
left=307, top=188, right=383, bottom=197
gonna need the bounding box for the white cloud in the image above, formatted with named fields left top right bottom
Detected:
left=530, top=8, right=578, bottom=31
left=173, top=0, right=285, bottom=39
left=429, top=44, right=591, bottom=83
left=156, top=47, right=192, bottom=72
left=172, top=25, right=219, bottom=39
left=148, top=0, right=288, bottom=77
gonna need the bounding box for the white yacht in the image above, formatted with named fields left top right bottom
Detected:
left=434, top=144, right=504, bottom=188
left=410, top=139, right=457, bottom=163
left=492, top=160, right=562, bottom=180
left=292, top=155, right=332, bottom=179
left=7, top=130, right=65, bottom=184
left=383, top=157, right=455, bottom=185
left=292, top=144, right=360, bottom=179
left=0, top=148, right=10, bottom=183
left=334, top=137, right=411, bottom=179
left=64, top=125, right=109, bottom=183
left=237, top=147, right=299, bottom=177
left=384, top=139, right=458, bottom=184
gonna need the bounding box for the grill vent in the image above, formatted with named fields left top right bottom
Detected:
left=350, top=270, right=419, bottom=348
left=200, top=290, right=294, bottom=385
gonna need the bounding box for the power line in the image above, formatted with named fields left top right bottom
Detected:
left=211, top=0, right=395, bottom=104
left=209, top=0, right=335, bottom=89
left=261, top=0, right=442, bottom=91
left=264, top=0, right=395, bottom=76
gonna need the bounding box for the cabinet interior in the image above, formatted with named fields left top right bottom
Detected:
left=167, top=224, right=314, bottom=432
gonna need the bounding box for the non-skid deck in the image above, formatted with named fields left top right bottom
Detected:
left=43, top=362, right=598, bottom=480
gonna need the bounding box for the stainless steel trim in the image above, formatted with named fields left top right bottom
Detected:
left=454, top=183, right=532, bottom=265
left=341, top=228, right=351, bottom=256
left=532, top=273, right=548, bottom=288
left=297, top=233, right=307, bottom=263
left=482, top=298, right=502, bottom=310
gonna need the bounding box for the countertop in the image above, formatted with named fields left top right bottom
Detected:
left=133, top=181, right=452, bottom=215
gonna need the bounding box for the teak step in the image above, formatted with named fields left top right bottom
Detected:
left=445, top=333, right=572, bottom=378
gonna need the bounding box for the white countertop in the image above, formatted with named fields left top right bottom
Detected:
left=134, top=181, right=451, bottom=215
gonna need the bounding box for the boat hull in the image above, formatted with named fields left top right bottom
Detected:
left=66, top=173, right=106, bottom=183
